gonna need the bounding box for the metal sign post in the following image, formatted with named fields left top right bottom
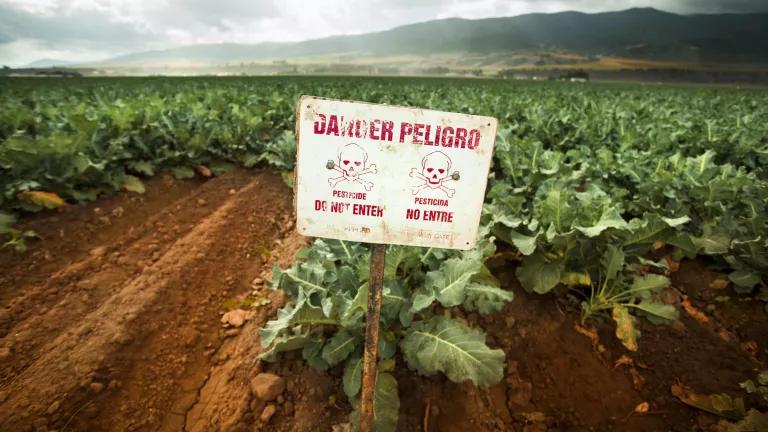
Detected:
left=359, top=243, right=386, bottom=432
left=294, top=96, right=497, bottom=432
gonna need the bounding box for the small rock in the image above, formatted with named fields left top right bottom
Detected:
left=90, top=382, right=104, bottom=394
left=197, top=198, right=206, bottom=207
left=108, top=380, right=121, bottom=390
left=0, top=391, right=7, bottom=403
left=228, top=189, right=236, bottom=195
left=250, top=373, right=285, bottom=401
left=89, top=246, right=107, bottom=258
left=260, top=404, right=277, bottom=423
left=220, top=309, right=248, bottom=328
left=284, top=401, right=294, bottom=414
left=0, top=347, right=10, bottom=360
left=224, top=328, right=240, bottom=338
left=276, top=394, right=285, bottom=404
left=46, top=401, right=60, bottom=415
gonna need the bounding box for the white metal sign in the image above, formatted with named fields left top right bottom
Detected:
left=294, top=96, right=497, bottom=250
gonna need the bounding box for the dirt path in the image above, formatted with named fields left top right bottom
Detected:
left=0, top=169, right=299, bottom=432
left=1, top=170, right=766, bottom=432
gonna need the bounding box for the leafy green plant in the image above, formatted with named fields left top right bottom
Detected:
left=1, top=75, right=766, bottom=347
left=740, top=371, right=768, bottom=404
left=260, top=238, right=512, bottom=431
left=0, top=211, right=36, bottom=252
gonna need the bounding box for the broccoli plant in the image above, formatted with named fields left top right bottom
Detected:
left=259, top=237, right=512, bottom=431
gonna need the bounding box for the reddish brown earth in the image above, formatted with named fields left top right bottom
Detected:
left=1, top=169, right=766, bottom=432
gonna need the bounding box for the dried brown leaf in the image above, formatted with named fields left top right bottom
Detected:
left=18, top=191, right=67, bottom=209
left=681, top=297, right=709, bottom=324
left=671, top=384, right=745, bottom=421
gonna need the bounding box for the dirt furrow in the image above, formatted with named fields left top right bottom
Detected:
left=0, top=169, right=294, bottom=432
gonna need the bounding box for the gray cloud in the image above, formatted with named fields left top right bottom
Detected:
left=0, top=0, right=765, bottom=66
left=0, top=4, right=163, bottom=50
left=669, top=0, right=768, bottom=13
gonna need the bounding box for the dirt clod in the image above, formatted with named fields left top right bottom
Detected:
left=220, top=309, right=248, bottom=328
left=90, top=382, right=104, bottom=394
left=251, top=373, right=286, bottom=402
left=260, top=404, right=277, bottom=423
left=46, top=401, right=60, bottom=415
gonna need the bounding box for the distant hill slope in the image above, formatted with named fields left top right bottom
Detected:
left=24, top=58, right=78, bottom=68
left=101, top=8, right=768, bottom=66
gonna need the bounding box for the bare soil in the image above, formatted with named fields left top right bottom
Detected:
left=1, top=169, right=766, bottom=432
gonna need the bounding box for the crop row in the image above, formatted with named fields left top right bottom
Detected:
left=1, top=76, right=767, bottom=430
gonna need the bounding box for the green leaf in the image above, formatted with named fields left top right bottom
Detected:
left=378, top=331, right=397, bottom=360
left=429, top=256, right=483, bottom=307
left=729, top=270, right=762, bottom=289
left=634, top=300, right=678, bottom=322
left=602, top=245, right=625, bottom=283
left=121, top=175, right=145, bottom=194
left=516, top=253, right=563, bottom=294
left=272, top=260, right=329, bottom=301
left=630, top=274, right=670, bottom=292
left=321, top=329, right=360, bottom=366
left=694, top=224, right=731, bottom=255
left=343, top=355, right=363, bottom=400
left=302, top=336, right=330, bottom=370
left=341, top=283, right=367, bottom=328
left=170, top=166, right=195, bottom=179
left=127, top=160, right=155, bottom=176
left=259, top=293, right=307, bottom=348
left=740, top=379, right=757, bottom=394
left=401, top=316, right=504, bottom=387
left=382, top=282, right=409, bottom=325
left=260, top=332, right=310, bottom=361
left=575, top=207, right=629, bottom=237
left=0, top=212, right=16, bottom=231
left=463, top=283, right=514, bottom=314
left=350, top=372, right=400, bottom=432
left=495, top=227, right=538, bottom=255
left=758, top=371, right=768, bottom=386
left=661, top=216, right=691, bottom=227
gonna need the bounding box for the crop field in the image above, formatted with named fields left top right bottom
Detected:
left=1, top=76, right=767, bottom=432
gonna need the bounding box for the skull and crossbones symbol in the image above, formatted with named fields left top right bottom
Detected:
left=326, top=143, right=377, bottom=190
left=410, top=151, right=460, bottom=198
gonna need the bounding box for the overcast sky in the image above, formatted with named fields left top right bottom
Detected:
left=1, top=0, right=766, bottom=66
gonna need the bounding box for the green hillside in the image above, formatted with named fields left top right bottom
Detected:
left=103, top=8, right=768, bottom=66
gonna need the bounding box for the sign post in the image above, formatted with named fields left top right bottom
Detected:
left=294, top=96, right=497, bottom=431
left=359, top=243, right=385, bottom=432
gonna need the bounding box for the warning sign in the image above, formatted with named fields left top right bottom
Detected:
left=294, top=96, right=497, bottom=250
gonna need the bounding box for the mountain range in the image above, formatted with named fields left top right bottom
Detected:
left=28, top=8, right=768, bottom=69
